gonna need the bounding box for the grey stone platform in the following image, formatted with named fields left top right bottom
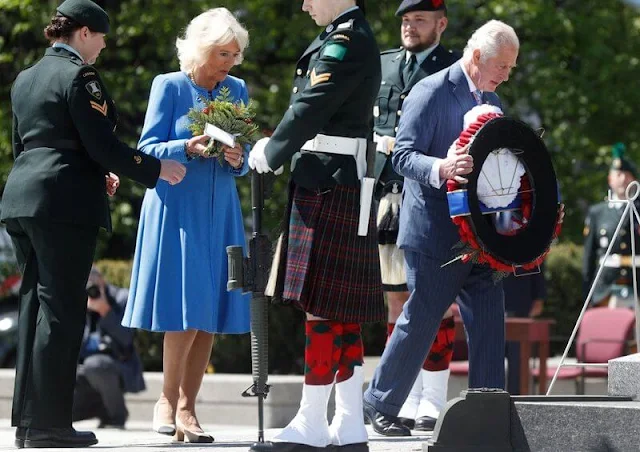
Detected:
left=515, top=399, right=640, bottom=452
left=511, top=353, right=640, bottom=452
left=609, top=353, right=640, bottom=400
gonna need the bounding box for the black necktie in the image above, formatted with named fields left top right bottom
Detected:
left=402, top=53, right=417, bottom=85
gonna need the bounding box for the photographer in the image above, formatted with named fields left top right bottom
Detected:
left=72, top=267, right=145, bottom=428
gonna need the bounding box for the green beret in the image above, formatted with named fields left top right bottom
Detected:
left=610, top=142, right=638, bottom=178
left=57, top=0, right=110, bottom=34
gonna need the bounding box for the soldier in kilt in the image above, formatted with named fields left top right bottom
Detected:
left=249, top=1, right=383, bottom=451
left=373, top=0, right=459, bottom=433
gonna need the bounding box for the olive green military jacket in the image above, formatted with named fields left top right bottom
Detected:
left=1, top=47, right=160, bottom=230
left=373, top=45, right=459, bottom=199
left=583, top=200, right=640, bottom=303
left=264, top=8, right=381, bottom=190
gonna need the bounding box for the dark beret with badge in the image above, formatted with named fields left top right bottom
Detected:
left=396, top=0, right=446, bottom=16
left=610, top=142, right=638, bottom=178
left=57, top=0, right=110, bottom=34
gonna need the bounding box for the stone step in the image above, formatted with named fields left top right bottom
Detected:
left=609, top=353, right=640, bottom=400
left=0, top=357, right=608, bottom=429
left=515, top=398, right=640, bottom=452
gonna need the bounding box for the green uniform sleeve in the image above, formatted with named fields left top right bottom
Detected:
left=67, top=66, right=161, bottom=188
left=265, top=30, right=369, bottom=170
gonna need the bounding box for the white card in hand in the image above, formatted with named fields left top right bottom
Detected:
left=204, top=123, right=235, bottom=147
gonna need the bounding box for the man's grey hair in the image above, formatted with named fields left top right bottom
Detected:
left=176, top=7, right=249, bottom=74
left=462, top=20, right=519, bottom=63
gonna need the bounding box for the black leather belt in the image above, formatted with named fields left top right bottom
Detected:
left=23, top=139, right=82, bottom=151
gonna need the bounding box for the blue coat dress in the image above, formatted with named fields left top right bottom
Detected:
left=122, top=71, right=250, bottom=334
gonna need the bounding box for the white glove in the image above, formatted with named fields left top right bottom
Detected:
left=375, top=134, right=394, bottom=154
left=249, top=137, right=284, bottom=175
left=249, top=137, right=273, bottom=174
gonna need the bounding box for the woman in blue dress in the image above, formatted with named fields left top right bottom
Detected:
left=122, top=8, right=251, bottom=443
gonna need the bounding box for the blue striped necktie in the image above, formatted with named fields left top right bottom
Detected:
left=473, top=89, right=483, bottom=105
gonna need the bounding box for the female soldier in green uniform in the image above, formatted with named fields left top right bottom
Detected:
left=1, top=0, right=186, bottom=448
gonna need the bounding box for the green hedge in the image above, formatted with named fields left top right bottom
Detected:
left=540, top=242, right=585, bottom=355
left=97, top=243, right=584, bottom=373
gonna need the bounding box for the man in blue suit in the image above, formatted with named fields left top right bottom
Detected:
left=363, top=19, right=520, bottom=436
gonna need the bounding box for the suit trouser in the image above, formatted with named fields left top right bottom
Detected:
left=364, top=249, right=505, bottom=415
left=505, top=341, right=522, bottom=395
left=5, top=218, right=97, bottom=428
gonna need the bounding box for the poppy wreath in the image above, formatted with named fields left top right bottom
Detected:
left=446, top=113, right=563, bottom=273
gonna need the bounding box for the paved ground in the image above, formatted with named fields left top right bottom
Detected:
left=0, top=420, right=434, bottom=451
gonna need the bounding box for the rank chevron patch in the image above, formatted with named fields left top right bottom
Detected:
left=90, top=100, right=108, bottom=116
left=309, top=68, right=332, bottom=87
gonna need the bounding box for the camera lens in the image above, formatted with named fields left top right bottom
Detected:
left=86, top=285, right=100, bottom=298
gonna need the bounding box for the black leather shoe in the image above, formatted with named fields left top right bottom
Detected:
left=15, top=427, right=27, bottom=448
left=23, top=427, right=98, bottom=448
left=362, top=400, right=411, bottom=437
left=398, top=417, right=415, bottom=430
left=249, top=441, right=328, bottom=451
left=98, top=418, right=126, bottom=429
left=414, top=415, right=437, bottom=431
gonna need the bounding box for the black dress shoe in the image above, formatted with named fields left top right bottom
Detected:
left=362, top=400, right=411, bottom=437
left=414, top=415, right=437, bottom=431
left=98, top=418, right=126, bottom=429
left=15, top=427, right=27, bottom=448
left=398, top=417, right=415, bottom=430
left=249, top=441, right=329, bottom=451
left=23, top=427, right=98, bottom=448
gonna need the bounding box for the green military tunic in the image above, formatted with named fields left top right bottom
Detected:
left=373, top=45, right=459, bottom=198
left=2, top=46, right=160, bottom=429
left=583, top=199, right=640, bottom=306
left=2, top=46, right=159, bottom=230
left=265, top=8, right=381, bottom=190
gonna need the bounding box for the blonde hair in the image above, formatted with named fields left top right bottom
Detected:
left=176, top=8, right=249, bottom=73
left=462, top=20, right=519, bottom=63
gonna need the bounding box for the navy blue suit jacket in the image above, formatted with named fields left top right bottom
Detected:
left=392, top=62, right=501, bottom=260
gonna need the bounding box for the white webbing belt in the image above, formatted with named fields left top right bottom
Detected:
left=301, top=134, right=374, bottom=236
left=373, top=132, right=395, bottom=155
left=600, top=254, right=640, bottom=268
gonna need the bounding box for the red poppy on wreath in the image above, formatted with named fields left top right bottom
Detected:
left=446, top=105, right=563, bottom=274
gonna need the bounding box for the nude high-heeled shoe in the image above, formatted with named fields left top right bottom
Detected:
left=152, top=401, right=176, bottom=436
left=173, top=418, right=214, bottom=443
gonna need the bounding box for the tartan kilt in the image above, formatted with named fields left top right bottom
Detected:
left=281, top=184, right=385, bottom=323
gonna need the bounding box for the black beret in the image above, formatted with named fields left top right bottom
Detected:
left=57, top=0, right=110, bottom=34
left=396, top=0, right=446, bottom=17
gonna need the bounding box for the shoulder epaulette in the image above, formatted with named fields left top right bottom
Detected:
left=336, top=19, right=354, bottom=30
left=381, top=47, right=403, bottom=56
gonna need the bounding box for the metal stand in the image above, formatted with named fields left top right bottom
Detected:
left=227, top=171, right=273, bottom=447
left=547, top=181, right=640, bottom=395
